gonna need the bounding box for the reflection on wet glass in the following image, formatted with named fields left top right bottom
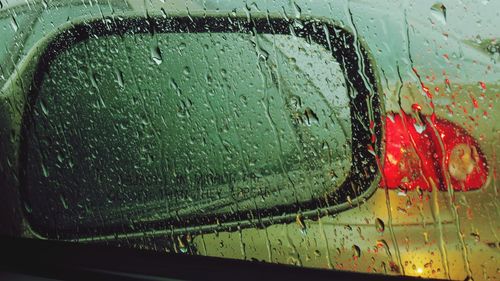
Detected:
left=23, top=32, right=351, bottom=230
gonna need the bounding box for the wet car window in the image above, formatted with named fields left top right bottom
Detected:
left=0, top=1, right=497, bottom=281
left=22, top=31, right=353, bottom=233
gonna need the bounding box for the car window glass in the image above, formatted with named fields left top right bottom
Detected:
left=22, top=31, right=352, bottom=231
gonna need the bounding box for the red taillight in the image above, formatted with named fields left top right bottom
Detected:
left=381, top=112, right=488, bottom=191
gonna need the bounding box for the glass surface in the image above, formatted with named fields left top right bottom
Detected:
left=0, top=1, right=495, bottom=280
left=22, top=31, right=352, bottom=230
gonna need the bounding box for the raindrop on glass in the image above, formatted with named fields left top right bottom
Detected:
left=352, top=244, right=361, bottom=258
left=10, top=15, right=18, bottom=32
left=151, top=45, right=163, bottom=65
left=430, top=3, right=447, bottom=24
left=375, top=218, right=385, bottom=233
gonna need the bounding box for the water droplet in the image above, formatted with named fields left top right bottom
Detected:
left=389, top=261, right=401, bottom=273
left=287, top=256, right=300, bottom=266
left=387, top=113, right=395, bottom=123
left=303, top=107, right=319, bottom=126
left=60, top=195, right=68, bottom=209
left=470, top=232, right=480, bottom=242
left=151, top=45, right=163, bottom=65
left=411, top=103, right=422, bottom=112
left=380, top=261, right=388, bottom=273
left=289, top=95, right=302, bottom=110
left=413, top=123, right=426, bottom=134
left=375, top=218, right=385, bottom=233
left=39, top=100, right=49, bottom=116
left=115, top=69, right=124, bottom=87
left=293, top=1, right=302, bottom=18
left=10, top=16, right=18, bottom=32
left=296, top=214, right=307, bottom=235
left=176, top=99, right=192, bottom=118
left=24, top=202, right=32, bottom=214
left=376, top=239, right=392, bottom=258
left=352, top=244, right=361, bottom=258
left=430, top=3, right=447, bottom=25
left=160, top=8, right=167, bottom=18
left=178, top=236, right=188, bottom=253
left=257, top=47, right=269, bottom=61
left=41, top=163, right=49, bottom=178
left=90, top=72, right=98, bottom=89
